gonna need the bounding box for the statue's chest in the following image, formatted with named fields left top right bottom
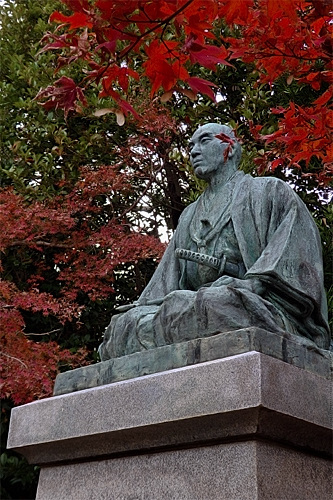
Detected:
left=178, top=217, right=242, bottom=290
left=176, top=177, right=244, bottom=290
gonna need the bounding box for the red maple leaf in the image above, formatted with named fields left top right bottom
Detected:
left=186, top=37, right=233, bottom=71
left=215, top=132, right=235, bottom=161
left=101, top=65, right=139, bottom=94
left=62, top=0, right=90, bottom=11
left=266, top=0, right=298, bottom=21
left=215, top=132, right=235, bottom=146
left=35, top=76, right=88, bottom=118
left=50, top=11, right=93, bottom=30
left=186, top=77, right=218, bottom=101
left=218, top=0, right=253, bottom=25
left=143, top=40, right=186, bottom=95
left=313, top=88, right=332, bottom=107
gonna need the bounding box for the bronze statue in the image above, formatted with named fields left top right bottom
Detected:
left=99, top=123, right=329, bottom=360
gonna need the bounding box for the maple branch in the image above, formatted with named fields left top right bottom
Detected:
left=160, top=36, right=182, bottom=66
left=10, top=239, right=71, bottom=249
left=95, top=0, right=190, bottom=81
left=121, top=164, right=164, bottom=218
left=261, top=40, right=328, bottom=63
left=265, top=40, right=295, bottom=58
left=137, top=5, right=153, bottom=23
left=117, top=0, right=194, bottom=60
left=24, top=328, right=61, bottom=336
left=253, top=50, right=325, bottom=63
left=0, top=352, right=28, bottom=369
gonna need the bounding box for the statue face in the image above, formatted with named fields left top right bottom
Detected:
left=189, top=124, right=234, bottom=180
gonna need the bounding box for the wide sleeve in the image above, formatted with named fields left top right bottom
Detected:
left=137, top=203, right=198, bottom=303
left=232, top=176, right=329, bottom=345
left=136, top=234, right=180, bottom=304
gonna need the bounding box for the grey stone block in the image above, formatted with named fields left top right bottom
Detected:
left=54, top=328, right=332, bottom=396
left=35, top=441, right=332, bottom=500
left=7, top=352, right=332, bottom=465
left=7, top=351, right=332, bottom=499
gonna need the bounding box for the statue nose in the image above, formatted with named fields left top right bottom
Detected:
left=190, top=146, right=201, bottom=159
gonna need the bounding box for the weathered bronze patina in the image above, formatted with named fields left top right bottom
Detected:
left=99, top=123, right=330, bottom=360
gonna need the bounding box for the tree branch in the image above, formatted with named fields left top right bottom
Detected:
left=117, top=0, right=194, bottom=60
left=10, top=240, right=71, bottom=249
left=0, top=352, right=28, bottom=369
left=23, top=328, right=61, bottom=336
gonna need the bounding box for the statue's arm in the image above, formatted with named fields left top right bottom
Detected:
left=237, top=177, right=326, bottom=321
left=136, top=234, right=180, bottom=305
left=211, top=176, right=313, bottom=306
left=209, top=275, right=266, bottom=295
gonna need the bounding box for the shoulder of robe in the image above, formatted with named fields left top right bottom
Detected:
left=177, top=198, right=198, bottom=225
left=248, top=174, right=290, bottom=190
left=244, top=174, right=298, bottom=202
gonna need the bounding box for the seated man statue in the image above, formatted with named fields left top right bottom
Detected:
left=99, top=123, right=330, bottom=360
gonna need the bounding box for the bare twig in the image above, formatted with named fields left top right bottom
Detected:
left=0, top=352, right=28, bottom=369
left=121, top=164, right=164, bottom=218
left=23, top=328, right=61, bottom=337
left=10, top=240, right=71, bottom=249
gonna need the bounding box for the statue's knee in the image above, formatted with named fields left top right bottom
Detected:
left=165, top=290, right=196, bottom=301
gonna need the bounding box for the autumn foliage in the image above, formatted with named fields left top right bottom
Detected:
left=37, top=0, right=332, bottom=182
left=1, top=327, right=87, bottom=406
left=1, top=100, right=177, bottom=410
left=1, top=0, right=332, bottom=410
left=0, top=151, right=166, bottom=405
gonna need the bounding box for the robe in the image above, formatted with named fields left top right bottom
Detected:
left=99, top=172, right=329, bottom=360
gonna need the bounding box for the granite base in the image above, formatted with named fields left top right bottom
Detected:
left=35, top=441, right=332, bottom=500
left=7, top=351, right=332, bottom=499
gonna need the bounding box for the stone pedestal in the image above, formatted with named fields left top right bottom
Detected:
left=7, top=349, right=332, bottom=499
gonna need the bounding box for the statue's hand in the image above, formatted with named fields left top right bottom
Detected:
left=210, top=276, right=266, bottom=295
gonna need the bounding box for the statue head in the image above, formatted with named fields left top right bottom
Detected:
left=189, top=123, right=242, bottom=181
